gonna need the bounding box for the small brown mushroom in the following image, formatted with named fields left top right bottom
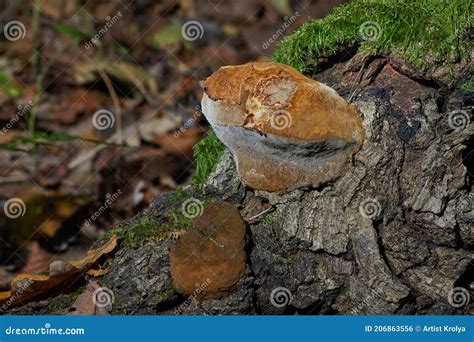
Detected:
left=201, top=61, right=364, bottom=192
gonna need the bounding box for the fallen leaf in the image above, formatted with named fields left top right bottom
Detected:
left=68, top=282, right=96, bottom=315
left=86, top=267, right=109, bottom=277
left=153, top=22, right=183, bottom=49
left=74, top=60, right=158, bottom=100
left=41, top=0, right=77, bottom=19
left=88, top=279, right=111, bottom=316
left=19, top=241, right=53, bottom=275
left=0, top=235, right=117, bottom=309
left=35, top=89, right=104, bottom=125
left=132, top=180, right=146, bottom=207
left=0, top=72, right=23, bottom=97
left=138, top=115, right=182, bottom=143
left=68, top=235, right=117, bottom=269
left=86, top=0, right=121, bottom=22
left=159, top=126, right=204, bottom=156
left=270, top=0, right=292, bottom=16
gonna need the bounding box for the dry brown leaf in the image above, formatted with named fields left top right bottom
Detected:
left=41, top=0, right=77, bottom=19
left=86, top=267, right=109, bottom=277
left=68, top=235, right=117, bottom=269
left=73, top=60, right=158, bottom=100
left=0, top=290, right=12, bottom=302
left=39, top=218, right=62, bottom=238
left=88, top=279, right=111, bottom=316
left=0, top=235, right=117, bottom=309
left=19, top=241, right=54, bottom=276
left=68, top=282, right=96, bottom=315
left=159, top=127, right=204, bottom=156
left=36, top=89, right=104, bottom=125
left=138, top=116, right=182, bottom=143
left=87, top=0, right=120, bottom=22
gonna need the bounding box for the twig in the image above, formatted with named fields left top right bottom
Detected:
left=67, top=130, right=126, bottom=169
left=29, top=0, right=42, bottom=134
left=99, top=71, right=123, bottom=144
left=28, top=0, right=62, bottom=135
left=0, top=175, right=30, bottom=184
left=247, top=206, right=274, bottom=222
left=348, top=60, right=366, bottom=103
left=67, top=144, right=106, bottom=169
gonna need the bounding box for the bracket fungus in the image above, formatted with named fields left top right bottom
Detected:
left=201, top=61, right=364, bottom=192
left=170, top=202, right=246, bottom=299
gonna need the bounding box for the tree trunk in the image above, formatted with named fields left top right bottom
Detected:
left=9, top=51, right=473, bottom=315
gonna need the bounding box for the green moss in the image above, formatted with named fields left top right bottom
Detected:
left=97, top=188, right=216, bottom=247
left=119, top=218, right=167, bottom=246
left=460, top=74, right=474, bottom=92
left=47, top=285, right=86, bottom=310
left=192, top=129, right=226, bottom=184
left=166, top=207, right=194, bottom=231
left=98, top=217, right=169, bottom=247
left=96, top=139, right=223, bottom=248
left=167, top=187, right=217, bottom=230
left=262, top=212, right=276, bottom=224
left=66, top=285, right=86, bottom=303
left=273, top=0, right=473, bottom=74
left=168, top=186, right=198, bottom=205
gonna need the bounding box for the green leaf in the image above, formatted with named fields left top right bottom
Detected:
left=271, top=0, right=292, bottom=16
left=53, top=22, right=90, bottom=45
left=153, top=22, right=183, bottom=47
left=0, top=131, right=127, bottom=154
left=0, top=72, right=22, bottom=97
left=30, top=131, right=126, bottom=147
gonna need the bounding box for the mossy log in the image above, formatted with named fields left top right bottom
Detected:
left=7, top=0, right=473, bottom=315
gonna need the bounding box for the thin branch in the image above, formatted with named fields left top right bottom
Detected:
left=247, top=206, right=274, bottom=222
left=99, top=70, right=123, bottom=144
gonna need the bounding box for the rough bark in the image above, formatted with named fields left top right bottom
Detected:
left=8, top=52, right=473, bottom=315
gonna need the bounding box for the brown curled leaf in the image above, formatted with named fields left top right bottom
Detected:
left=0, top=235, right=117, bottom=309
